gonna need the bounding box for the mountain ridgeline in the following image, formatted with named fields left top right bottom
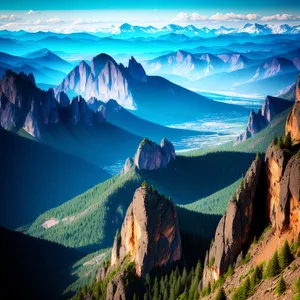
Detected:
left=54, top=52, right=246, bottom=124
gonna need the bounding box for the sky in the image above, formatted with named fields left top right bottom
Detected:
left=0, top=0, right=300, bottom=32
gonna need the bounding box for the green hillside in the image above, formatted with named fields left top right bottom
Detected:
left=0, top=129, right=110, bottom=229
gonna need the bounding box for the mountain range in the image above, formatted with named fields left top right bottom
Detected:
left=94, top=23, right=300, bottom=38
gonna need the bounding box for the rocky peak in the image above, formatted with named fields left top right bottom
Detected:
left=127, top=56, right=147, bottom=83
left=236, top=96, right=293, bottom=144
left=70, top=95, right=92, bottom=126
left=111, top=186, right=182, bottom=277
left=121, top=157, right=133, bottom=175
left=133, top=138, right=176, bottom=170
left=0, top=70, right=59, bottom=138
left=201, top=158, right=262, bottom=289
left=90, top=53, right=117, bottom=77
left=57, top=91, right=70, bottom=107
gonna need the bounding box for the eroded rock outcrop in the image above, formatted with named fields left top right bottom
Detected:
left=127, top=56, right=147, bottom=83
left=296, top=75, right=300, bottom=101
left=236, top=96, right=293, bottom=144
left=121, top=157, right=133, bottom=175
left=110, top=186, right=182, bottom=277
left=265, top=144, right=293, bottom=231
left=0, top=70, right=59, bottom=138
left=55, top=54, right=137, bottom=109
left=201, top=158, right=262, bottom=288
left=133, top=138, right=176, bottom=170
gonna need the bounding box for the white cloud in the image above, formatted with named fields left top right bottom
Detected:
left=46, top=18, right=62, bottom=24
left=33, top=19, right=42, bottom=25
left=0, top=15, right=21, bottom=22
left=27, top=10, right=41, bottom=15
left=174, top=12, right=208, bottom=22
left=260, top=14, right=300, bottom=21
left=209, top=13, right=258, bottom=22
left=72, top=19, right=102, bottom=25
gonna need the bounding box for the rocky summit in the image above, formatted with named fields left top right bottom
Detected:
left=54, top=54, right=148, bottom=110
left=133, top=138, right=176, bottom=170
left=236, top=95, right=293, bottom=144
left=110, top=186, right=182, bottom=277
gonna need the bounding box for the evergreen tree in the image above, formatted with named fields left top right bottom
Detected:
left=153, top=277, right=159, bottom=300
left=279, top=240, right=294, bottom=269
left=180, top=267, right=187, bottom=286
left=278, top=137, right=284, bottom=149
left=273, top=137, right=278, bottom=145
left=133, top=293, right=137, bottom=300
left=163, top=287, right=168, bottom=300
left=215, top=287, right=227, bottom=300
left=294, top=277, right=300, bottom=294
left=275, top=275, right=286, bottom=296
left=264, top=250, right=281, bottom=278
left=242, top=277, right=251, bottom=299
left=255, top=152, right=260, bottom=160
left=143, top=292, right=149, bottom=300
left=250, top=265, right=263, bottom=289
left=283, top=132, right=292, bottom=149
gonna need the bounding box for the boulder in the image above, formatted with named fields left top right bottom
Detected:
left=111, top=187, right=182, bottom=277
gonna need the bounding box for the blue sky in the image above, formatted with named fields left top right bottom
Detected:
left=0, top=1, right=300, bottom=32
left=0, top=0, right=300, bottom=10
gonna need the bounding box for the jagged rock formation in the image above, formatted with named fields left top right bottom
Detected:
left=0, top=70, right=107, bottom=139
left=201, top=98, right=300, bottom=291
left=57, top=91, right=70, bottom=107
left=133, top=138, right=176, bottom=170
left=286, top=75, right=300, bottom=143
left=110, top=186, right=182, bottom=277
left=0, top=70, right=59, bottom=138
left=127, top=56, right=147, bottom=83
left=121, top=157, right=133, bottom=175
left=54, top=54, right=148, bottom=109
left=236, top=96, right=293, bottom=144
left=201, top=158, right=262, bottom=288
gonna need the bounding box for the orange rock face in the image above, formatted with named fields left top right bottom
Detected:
left=111, top=187, right=182, bottom=277
left=296, top=75, right=300, bottom=102
left=286, top=102, right=300, bottom=144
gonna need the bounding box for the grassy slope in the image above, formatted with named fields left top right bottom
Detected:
left=0, top=129, right=110, bottom=229
left=27, top=168, right=143, bottom=250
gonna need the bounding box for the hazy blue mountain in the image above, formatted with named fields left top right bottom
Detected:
left=24, top=48, right=74, bottom=73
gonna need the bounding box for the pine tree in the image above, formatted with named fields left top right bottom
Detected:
left=215, top=287, right=227, bottom=300
left=278, top=137, right=284, bottom=149
left=133, top=293, right=137, bottom=300
left=294, top=277, right=300, bottom=294
left=275, top=275, right=286, bottom=296
left=273, top=137, right=278, bottom=145
left=180, top=267, right=187, bottom=287
left=283, top=132, right=292, bottom=149
left=279, top=240, right=294, bottom=269
left=250, top=265, right=263, bottom=289
left=163, top=287, right=168, bottom=300
left=153, top=277, right=159, bottom=300
left=255, top=152, right=260, bottom=160
left=264, top=250, right=281, bottom=278
left=242, top=277, right=251, bottom=299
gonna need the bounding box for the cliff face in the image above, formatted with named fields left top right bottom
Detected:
left=133, top=138, right=176, bottom=170
left=0, top=70, right=107, bottom=139
left=54, top=54, right=148, bottom=110
left=201, top=158, right=262, bottom=288
left=236, top=96, right=293, bottom=144
left=110, top=187, right=182, bottom=277
left=0, top=70, right=59, bottom=138
left=286, top=76, right=300, bottom=143
left=201, top=98, right=300, bottom=291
